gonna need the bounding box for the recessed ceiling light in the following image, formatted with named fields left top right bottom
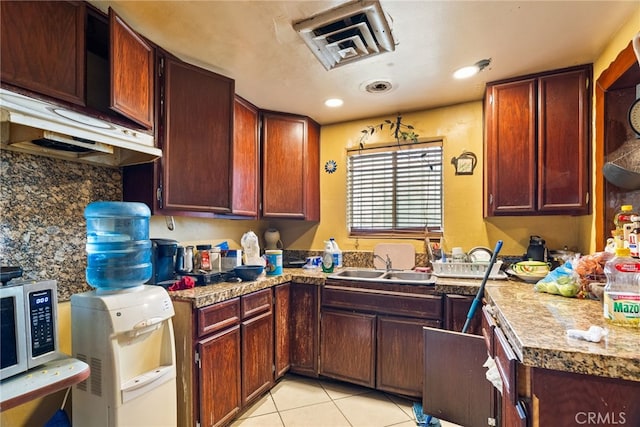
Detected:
left=325, top=98, right=344, bottom=107
left=453, top=58, right=491, bottom=79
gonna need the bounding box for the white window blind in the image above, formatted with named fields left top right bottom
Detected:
left=347, top=141, right=443, bottom=236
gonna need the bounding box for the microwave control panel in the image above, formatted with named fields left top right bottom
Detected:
left=28, top=289, right=56, bottom=357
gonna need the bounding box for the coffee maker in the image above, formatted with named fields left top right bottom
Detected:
left=149, top=239, right=178, bottom=285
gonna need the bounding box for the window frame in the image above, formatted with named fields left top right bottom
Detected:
left=346, top=139, right=444, bottom=239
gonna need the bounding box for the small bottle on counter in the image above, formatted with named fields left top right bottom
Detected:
left=329, top=237, right=343, bottom=268
left=195, top=244, right=212, bottom=271
left=209, top=247, right=221, bottom=272
left=629, top=216, right=640, bottom=258
left=603, top=247, right=640, bottom=327
left=614, top=205, right=637, bottom=246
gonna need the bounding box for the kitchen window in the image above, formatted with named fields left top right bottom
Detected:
left=347, top=140, right=443, bottom=237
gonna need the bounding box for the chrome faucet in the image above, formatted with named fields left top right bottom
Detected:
left=374, top=254, right=393, bottom=271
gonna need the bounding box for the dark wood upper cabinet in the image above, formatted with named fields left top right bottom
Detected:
left=485, top=65, right=592, bottom=216
left=109, top=7, right=154, bottom=129
left=161, top=56, right=234, bottom=214
left=262, top=112, right=320, bottom=220
left=1, top=2, right=154, bottom=130
left=124, top=53, right=236, bottom=216
left=232, top=96, right=260, bottom=217
left=1, top=1, right=86, bottom=105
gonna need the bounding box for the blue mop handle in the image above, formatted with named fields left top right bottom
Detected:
left=462, top=240, right=503, bottom=334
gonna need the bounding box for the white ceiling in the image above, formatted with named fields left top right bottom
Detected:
left=90, top=0, right=638, bottom=125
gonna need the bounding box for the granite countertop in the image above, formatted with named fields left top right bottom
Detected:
left=168, top=268, right=481, bottom=308
left=168, top=268, right=639, bottom=382
left=485, top=282, right=639, bottom=382
left=169, top=268, right=327, bottom=308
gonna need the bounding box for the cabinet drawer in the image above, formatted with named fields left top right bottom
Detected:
left=241, top=288, right=273, bottom=319
left=198, top=298, right=240, bottom=338
left=322, top=285, right=442, bottom=319
left=493, top=326, right=518, bottom=405
left=481, top=305, right=497, bottom=355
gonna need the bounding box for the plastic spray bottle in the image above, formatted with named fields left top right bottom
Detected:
left=322, top=240, right=334, bottom=273
left=330, top=237, right=343, bottom=268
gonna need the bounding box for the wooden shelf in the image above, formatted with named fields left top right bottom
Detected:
left=0, top=356, right=90, bottom=412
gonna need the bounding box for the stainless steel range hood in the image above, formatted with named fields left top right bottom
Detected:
left=0, top=88, right=161, bottom=167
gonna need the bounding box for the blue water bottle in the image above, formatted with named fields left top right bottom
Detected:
left=84, top=201, right=152, bottom=289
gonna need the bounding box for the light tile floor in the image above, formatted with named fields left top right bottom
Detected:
left=231, top=374, right=462, bottom=427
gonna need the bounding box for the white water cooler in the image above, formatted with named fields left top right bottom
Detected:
left=71, top=285, right=177, bottom=426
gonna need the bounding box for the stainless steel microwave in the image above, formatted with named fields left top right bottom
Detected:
left=0, top=280, right=60, bottom=380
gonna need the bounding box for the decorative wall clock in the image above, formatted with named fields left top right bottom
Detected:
left=324, top=160, right=337, bottom=174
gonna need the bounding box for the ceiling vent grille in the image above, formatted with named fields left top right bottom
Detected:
left=293, top=0, right=395, bottom=71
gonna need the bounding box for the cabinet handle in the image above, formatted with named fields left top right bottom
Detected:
left=489, top=194, right=494, bottom=205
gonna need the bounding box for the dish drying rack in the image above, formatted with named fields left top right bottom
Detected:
left=432, top=260, right=506, bottom=279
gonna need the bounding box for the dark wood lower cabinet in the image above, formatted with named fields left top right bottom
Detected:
left=241, top=311, right=274, bottom=405
left=274, top=283, right=291, bottom=379
left=320, top=309, right=376, bottom=387
left=444, top=294, right=482, bottom=335
left=423, top=327, right=494, bottom=427
left=531, top=368, right=640, bottom=426
left=320, top=280, right=443, bottom=397
left=172, top=298, right=243, bottom=427
left=377, top=315, right=439, bottom=397
left=290, top=282, right=320, bottom=376
left=199, top=325, right=241, bottom=427
left=241, top=289, right=274, bottom=406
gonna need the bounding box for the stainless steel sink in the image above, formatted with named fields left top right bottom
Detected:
left=330, top=269, right=386, bottom=279
left=382, top=271, right=433, bottom=282
left=328, top=268, right=434, bottom=285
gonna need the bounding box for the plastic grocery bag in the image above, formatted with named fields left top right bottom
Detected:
left=534, top=261, right=580, bottom=297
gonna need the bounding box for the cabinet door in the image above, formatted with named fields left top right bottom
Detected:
left=444, top=294, right=481, bottom=335
left=537, top=69, right=590, bottom=214
left=274, top=283, right=291, bottom=379
left=290, top=283, right=320, bottom=376
left=423, top=327, right=494, bottom=427
left=485, top=79, right=537, bottom=215
left=262, top=113, right=320, bottom=220
left=162, top=57, right=234, bottom=213
left=199, top=325, right=241, bottom=427
left=320, top=309, right=376, bottom=388
left=262, top=113, right=306, bottom=218
left=232, top=96, right=260, bottom=216
left=241, top=310, right=274, bottom=406
left=1, top=1, right=85, bottom=105
left=109, top=7, right=154, bottom=129
left=377, top=315, right=439, bottom=397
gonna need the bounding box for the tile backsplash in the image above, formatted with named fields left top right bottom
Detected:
left=0, top=151, right=122, bottom=300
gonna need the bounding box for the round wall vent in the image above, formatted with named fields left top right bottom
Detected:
left=363, top=80, right=393, bottom=93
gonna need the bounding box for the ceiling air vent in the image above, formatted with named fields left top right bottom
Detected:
left=293, top=0, right=395, bottom=71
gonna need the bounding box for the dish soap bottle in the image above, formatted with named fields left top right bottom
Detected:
left=603, top=247, right=640, bottom=327
left=330, top=237, right=343, bottom=268
left=322, top=240, right=334, bottom=273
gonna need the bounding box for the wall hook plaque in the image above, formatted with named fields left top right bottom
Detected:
left=451, top=151, right=477, bottom=175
